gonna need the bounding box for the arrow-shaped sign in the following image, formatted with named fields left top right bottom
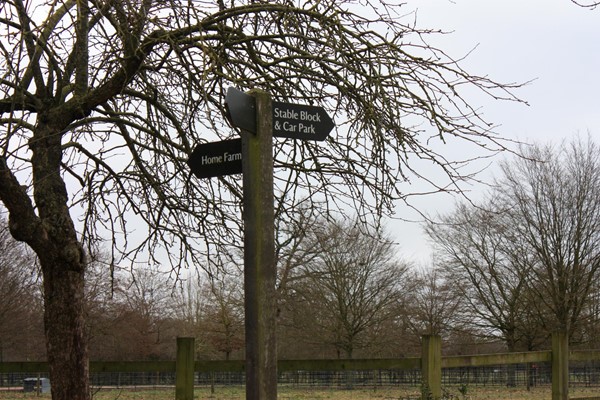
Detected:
left=225, top=87, right=334, bottom=141
left=187, top=139, right=242, bottom=179
left=272, top=101, right=334, bottom=141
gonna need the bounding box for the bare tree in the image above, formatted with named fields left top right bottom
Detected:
left=0, top=1, right=522, bottom=397
left=287, top=218, right=408, bottom=359
left=171, top=268, right=245, bottom=360
left=84, top=254, right=123, bottom=361
left=496, top=137, right=600, bottom=338
left=170, top=275, right=206, bottom=336
left=404, top=267, right=462, bottom=338
left=202, top=276, right=245, bottom=360
left=275, top=200, right=323, bottom=300
left=425, top=202, right=537, bottom=352
left=575, top=284, right=600, bottom=348
left=116, top=268, right=178, bottom=359
left=0, top=218, right=42, bottom=362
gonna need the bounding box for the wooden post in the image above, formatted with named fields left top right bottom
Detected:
left=242, top=90, right=277, bottom=400
left=175, top=337, right=195, bottom=400
left=421, top=335, right=442, bottom=400
left=552, top=331, right=569, bottom=400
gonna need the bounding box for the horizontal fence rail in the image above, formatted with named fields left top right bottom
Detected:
left=442, top=350, right=552, bottom=368
left=2, top=362, right=600, bottom=390
left=2, top=334, right=600, bottom=399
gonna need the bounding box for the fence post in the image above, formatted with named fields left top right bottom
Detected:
left=421, top=335, right=442, bottom=400
left=176, top=337, right=195, bottom=400
left=552, top=331, right=568, bottom=400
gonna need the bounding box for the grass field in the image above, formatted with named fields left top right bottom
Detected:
left=1, top=386, right=600, bottom=399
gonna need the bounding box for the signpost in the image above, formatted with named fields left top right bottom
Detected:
left=240, top=90, right=277, bottom=400
left=187, top=87, right=335, bottom=400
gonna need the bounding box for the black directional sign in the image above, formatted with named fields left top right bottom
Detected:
left=187, top=139, right=242, bottom=179
left=272, top=101, right=334, bottom=141
left=226, top=87, right=334, bottom=141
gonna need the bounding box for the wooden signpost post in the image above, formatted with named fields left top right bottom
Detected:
left=187, top=88, right=334, bottom=400
left=240, top=90, right=277, bottom=399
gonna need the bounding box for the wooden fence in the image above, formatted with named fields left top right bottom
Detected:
left=1, top=333, right=599, bottom=400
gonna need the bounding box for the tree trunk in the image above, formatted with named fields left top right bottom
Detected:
left=42, top=259, right=89, bottom=400
left=1, top=119, right=91, bottom=400
left=506, top=336, right=517, bottom=387
left=32, top=119, right=90, bottom=400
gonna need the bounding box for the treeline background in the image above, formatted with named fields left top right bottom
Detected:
left=2, top=137, right=600, bottom=363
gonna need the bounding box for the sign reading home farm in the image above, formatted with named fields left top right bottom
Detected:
left=187, top=138, right=242, bottom=179
left=272, top=101, right=334, bottom=141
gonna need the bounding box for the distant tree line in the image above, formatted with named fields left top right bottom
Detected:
left=2, top=137, right=600, bottom=362
left=0, top=225, right=44, bottom=362
left=0, top=211, right=478, bottom=362
left=426, top=136, right=600, bottom=352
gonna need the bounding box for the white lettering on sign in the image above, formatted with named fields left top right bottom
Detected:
left=273, top=102, right=334, bottom=140
left=300, top=111, right=321, bottom=122
left=224, top=152, right=242, bottom=162
left=283, top=121, right=296, bottom=132
left=202, top=152, right=241, bottom=165
left=274, top=107, right=322, bottom=135
left=202, top=155, right=222, bottom=165
left=275, top=107, right=321, bottom=124
left=298, top=123, right=316, bottom=134
left=274, top=107, right=299, bottom=120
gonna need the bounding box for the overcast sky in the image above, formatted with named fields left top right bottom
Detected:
left=392, top=0, right=600, bottom=264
